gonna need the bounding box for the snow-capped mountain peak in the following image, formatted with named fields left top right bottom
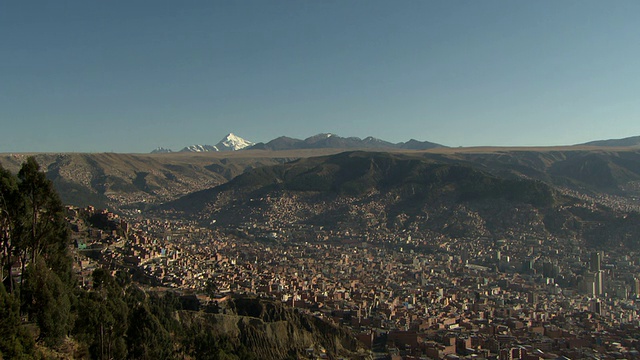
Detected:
left=177, top=133, right=254, bottom=153
left=215, top=133, right=254, bottom=151
left=161, top=132, right=444, bottom=153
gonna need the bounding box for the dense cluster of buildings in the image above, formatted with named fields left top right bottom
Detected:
left=69, top=205, right=640, bottom=359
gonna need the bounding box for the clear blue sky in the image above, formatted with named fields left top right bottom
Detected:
left=1, top=1, right=639, bottom=153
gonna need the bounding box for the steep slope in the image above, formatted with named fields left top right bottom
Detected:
left=430, top=150, right=640, bottom=198
left=177, top=297, right=370, bottom=360
left=214, top=132, right=255, bottom=151
left=161, top=151, right=640, bottom=249
left=0, top=153, right=287, bottom=210
left=4, top=148, right=640, bottom=216
left=158, top=152, right=616, bottom=246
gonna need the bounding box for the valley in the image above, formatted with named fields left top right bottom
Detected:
left=13, top=144, right=639, bottom=359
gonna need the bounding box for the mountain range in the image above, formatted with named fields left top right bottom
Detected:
left=153, top=133, right=640, bottom=154
left=152, top=133, right=256, bottom=153
left=152, top=133, right=445, bottom=153
left=249, top=133, right=444, bottom=151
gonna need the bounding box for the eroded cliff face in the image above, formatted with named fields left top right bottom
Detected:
left=176, top=298, right=372, bottom=360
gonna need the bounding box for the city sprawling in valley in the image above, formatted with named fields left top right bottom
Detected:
left=3, top=133, right=640, bottom=359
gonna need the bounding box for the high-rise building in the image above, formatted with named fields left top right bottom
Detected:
left=583, top=274, right=596, bottom=297
left=633, top=277, right=640, bottom=297
left=590, top=299, right=603, bottom=315
left=590, top=251, right=601, bottom=272
left=595, top=270, right=605, bottom=296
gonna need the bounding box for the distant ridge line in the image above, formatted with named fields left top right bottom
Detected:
left=149, top=133, right=640, bottom=153
left=578, top=135, right=640, bottom=148
left=151, top=133, right=446, bottom=153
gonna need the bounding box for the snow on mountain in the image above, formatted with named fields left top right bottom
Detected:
left=178, top=133, right=254, bottom=153
left=215, top=133, right=254, bottom=151
left=162, top=132, right=444, bottom=153
left=180, top=144, right=219, bottom=152
left=151, top=147, right=173, bottom=153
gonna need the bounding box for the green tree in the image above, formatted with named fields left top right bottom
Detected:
left=0, top=282, right=35, bottom=358
left=0, top=165, right=20, bottom=294
left=17, top=157, right=68, bottom=271
left=12, top=158, right=74, bottom=321
left=74, top=269, right=129, bottom=360
left=126, top=304, right=174, bottom=360
left=0, top=158, right=76, bottom=352
left=22, top=257, right=73, bottom=347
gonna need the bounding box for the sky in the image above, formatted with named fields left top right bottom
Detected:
left=1, top=1, right=639, bottom=153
